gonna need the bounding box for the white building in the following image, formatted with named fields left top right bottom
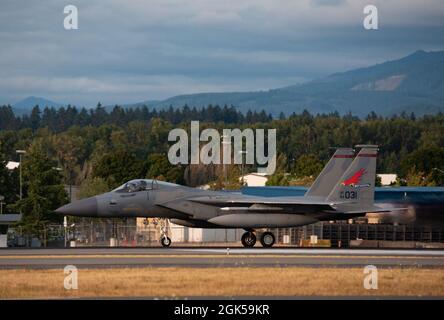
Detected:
left=377, top=174, right=397, bottom=186
left=6, top=161, right=19, bottom=170
left=239, top=173, right=268, bottom=186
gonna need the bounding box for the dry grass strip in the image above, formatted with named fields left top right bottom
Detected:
left=0, top=267, right=443, bottom=298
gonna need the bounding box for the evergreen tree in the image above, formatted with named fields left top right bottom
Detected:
left=293, top=154, right=323, bottom=178
left=93, top=150, right=147, bottom=188
left=29, top=105, right=41, bottom=131
left=0, top=153, right=19, bottom=214
left=78, top=177, right=110, bottom=199
left=146, top=153, right=184, bottom=184
left=11, top=142, right=68, bottom=235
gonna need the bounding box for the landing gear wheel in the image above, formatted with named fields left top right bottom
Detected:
left=241, top=232, right=256, bottom=248
left=160, top=236, right=171, bottom=247
left=260, top=232, right=275, bottom=248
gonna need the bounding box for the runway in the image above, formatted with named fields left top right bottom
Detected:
left=1, top=247, right=444, bottom=269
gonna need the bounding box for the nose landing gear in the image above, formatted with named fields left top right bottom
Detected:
left=159, top=218, right=172, bottom=247
left=160, top=235, right=172, bottom=247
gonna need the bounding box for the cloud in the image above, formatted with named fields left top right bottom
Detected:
left=311, top=0, right=347, bottom=6
left=0, top=0, right=443, bottom=105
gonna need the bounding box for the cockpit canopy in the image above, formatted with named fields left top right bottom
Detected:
left=112, top=179, right=155, bottom=193
left=112, top=179, right=179, bottom=193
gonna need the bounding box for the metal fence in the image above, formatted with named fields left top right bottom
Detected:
left=6, top=218, right=444, bottom=247
left=272, top=222, right=444, bottom=247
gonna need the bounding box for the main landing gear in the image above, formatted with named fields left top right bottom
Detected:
left=260, top=231, right=275, bottom=248
left=241, top=231, right=256, bottom=247
left=241, top=231, right=275, bottom=248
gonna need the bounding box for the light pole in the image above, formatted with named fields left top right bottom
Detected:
left=433, top=168, right=444, bottom=186
left=16, top=150, right=26, bottom=213
left=53, top=165, right=72, bottom=204
left=433, top=168, right=444, bottom=174
left=222, top=135, right=231, bottom=187
left=0, top=195, right=4, bottom=214
left=63, top=216, right=68, bottom=248
left=238, top=150, right=248, bottom=186
left=52, top=167, right=67, bottom=246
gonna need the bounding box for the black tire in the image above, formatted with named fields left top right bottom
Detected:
left=241, top=232, right=256, bottom=248
left=160, top=236, right=171, bottom=247
left=260, top=232, right=275, bottom=248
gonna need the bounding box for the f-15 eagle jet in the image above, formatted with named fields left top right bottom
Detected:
left=56, top=145, right=389, bottom=247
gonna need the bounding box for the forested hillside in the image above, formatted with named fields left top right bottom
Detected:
left=1, top=103, right=444, bottom=193
left=1, top=103, right=444, bottom=232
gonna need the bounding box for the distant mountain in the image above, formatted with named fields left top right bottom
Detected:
left=9, top=51, right=444, bottom=118
left=139, top=50, right=444, bottom=117
left=12, top=96, right=64, bottom=115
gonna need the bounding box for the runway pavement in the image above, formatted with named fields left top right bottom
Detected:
left=1, top=247, right=444, bottom=269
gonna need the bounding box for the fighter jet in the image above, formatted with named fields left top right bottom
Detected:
left=56, top=145, right=389, bottom=247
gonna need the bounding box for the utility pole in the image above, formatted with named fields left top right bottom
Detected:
left=16, top=150, right=26, bottom=214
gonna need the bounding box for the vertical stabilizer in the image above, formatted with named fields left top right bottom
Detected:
left=326, top=145, right=378, bottom=210
left=305, top=148, right=355, bottom=198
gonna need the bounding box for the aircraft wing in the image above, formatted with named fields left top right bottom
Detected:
left=154, top=199, right=195, bottom=216
left=185, top=196, right=404, bottom=215
left=187, top=196, right=338, bottom=214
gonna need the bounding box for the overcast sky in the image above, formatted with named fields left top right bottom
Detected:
left=0, top=0, right=443, bottom=107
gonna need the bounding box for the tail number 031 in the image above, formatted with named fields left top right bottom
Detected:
left=340, top=191, right=358, bottom=199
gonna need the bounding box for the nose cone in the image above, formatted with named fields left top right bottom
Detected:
left=55, top=197, right=98, bottom=217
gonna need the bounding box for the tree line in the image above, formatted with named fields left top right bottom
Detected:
left=1, top=104, right=444, bottom=236
left=0, top=104, right=273, bottom=132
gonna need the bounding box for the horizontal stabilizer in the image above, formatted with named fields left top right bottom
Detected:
left=344, top=206, right=408, bottom=214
